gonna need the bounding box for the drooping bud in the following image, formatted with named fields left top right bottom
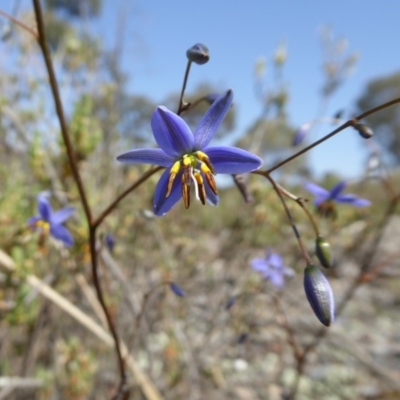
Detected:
left=353, top=122, right=373, bottom=139
left=170, top=282, right=186, bottom=297
left=186, top=43, right=210, bottom=65
left=303, top=264, right=335, bottom=326
left=315, top=236, right=333, bottom=269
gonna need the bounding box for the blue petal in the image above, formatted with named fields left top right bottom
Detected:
left=267, top=253, right=284, bottom=269
left=250, top=258, right=269, bottom=274
left=206, top=146, right=262, bottom=173
left=116, top=148, right=174, bottom=167
left=329, top=181, right=346, bottom=199
left=335, top=194, right=371, bottom=207
left=27, top=216, right=41, bottom=226
left=204, top=179, right=219, bottom=206
left=268, top=270, right=285, bottom=288
left=194, top=90, right=234, bottom=149
left=305, top=182, right=329, bottom=198
left=50, top=224, right=74, bottom=247
left=38, top=196, right=52, bottom=221
left=50, top=207, right=75, bottom=225
left=153, top=167, right=183, bottom=216
left=151, top=107, right=194, bottom=157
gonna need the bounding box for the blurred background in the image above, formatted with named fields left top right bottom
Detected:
left=0, top=1, right=400, bottom=399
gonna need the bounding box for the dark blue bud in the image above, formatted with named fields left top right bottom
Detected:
left=304, top=264, right=335, bottom=326
left=170, top=282, right=186, bottom=297
left=292, top=122, right=311, bottom=146
left=237, top=333, right=248, bottom=344
left=186, top=43, right=209, bottom=65
left=105, top=234, right=115, bottom=253
left=225, top=296, right=236, bottom=310
left=315, top=236, right=333, bottom=269
left=353, top=122, right=373, bottom=139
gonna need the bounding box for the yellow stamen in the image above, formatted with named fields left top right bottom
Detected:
left=196, top=151, right=216, bottom=174
left=166, top=160, right=181, bottom=197
left=194, top=171, right=206, bottom=205
left=36, top=220, right=50, bottom=234
left=200, top=164, right=218, bottom=195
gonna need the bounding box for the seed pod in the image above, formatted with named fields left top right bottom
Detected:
left=186, top=43, right=210, bottom=65
left=303, top=264, right=335, bottom=326
left=315, top=236, right=333, bottom=269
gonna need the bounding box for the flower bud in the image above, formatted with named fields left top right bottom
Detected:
left=105, top=234, right=115, bottom=253
left=353, top=122, right=373, bottom=139
left=225, top=296, right=236, bottom=310
left=292, top=122, right=312, bottom=146
left=186, top=43, right=209, bottom=65
left=170, top=282, right=186, bottom=297
left=303, top=264, right=335, bottom=326
left=315, top=236, right=333, bottom=269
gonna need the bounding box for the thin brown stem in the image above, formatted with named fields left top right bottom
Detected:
left=177, top=61, right=192, bottom=115
left=93, top=166, right=163, bottom=229
left=32, top=1, right=128, bottom=397
left=32, top=0, right=92, bottom=224
left=262, top=172, right=312, bottom=264
left=266, top=96, right=400, bottom=173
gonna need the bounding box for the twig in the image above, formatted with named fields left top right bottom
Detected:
left=0, top=8, right=38, bottom=38
left=25, top=274, right=164, bottom=400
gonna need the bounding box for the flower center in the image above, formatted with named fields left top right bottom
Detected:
left=166, top=150, right=218, bottom=209
left=35, top=220, right=51, bottom=234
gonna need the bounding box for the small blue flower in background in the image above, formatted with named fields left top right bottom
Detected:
left=117, top=90, right=262, bottom=216
left=250, top=250, right=294, bottom=288
left=28, top=195, right=75, bottom=247
left=305, top=181, right=371, bottom=208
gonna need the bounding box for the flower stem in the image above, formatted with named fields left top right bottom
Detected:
left=93, top=166, right=163, bottom=229
left=0, top=7, right=38, bottom=38
left=266, top=96, right=400, bottom=173
left=177, top=61, right=192, bottom=115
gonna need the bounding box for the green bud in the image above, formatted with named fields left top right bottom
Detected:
left=315, top=236, right=333, bottom=269
left=304, top=264, right=335, bottom=326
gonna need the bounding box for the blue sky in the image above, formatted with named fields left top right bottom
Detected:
left=9, top=1, right=400, bottom=179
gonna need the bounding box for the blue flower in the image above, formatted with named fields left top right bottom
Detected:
left=28, top=195, right=75, bottom=247
left=250, top=250, right=294, bottom=288
left=305, top=181, right=371, bottom=208
left=117, top=90, right=262, bottom=216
